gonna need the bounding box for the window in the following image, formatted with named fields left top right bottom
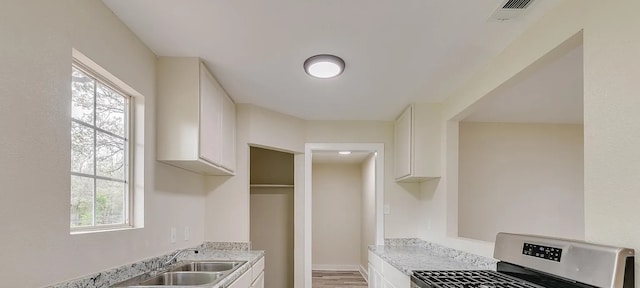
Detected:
left=70, top=63, right=131, bottom=230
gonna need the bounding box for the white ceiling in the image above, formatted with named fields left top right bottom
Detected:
left=463, top=44, right=583, bottom=124
left=103, top=0, right=561, bottom=121
left=313, top=151, right=372, bottom=164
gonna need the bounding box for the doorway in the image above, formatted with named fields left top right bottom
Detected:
left=303, top=143, right=385, bottom=287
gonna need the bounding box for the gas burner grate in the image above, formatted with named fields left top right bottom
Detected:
left=413, top=270, right=541, bottom=288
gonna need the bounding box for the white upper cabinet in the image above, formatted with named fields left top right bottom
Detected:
left=157, top=57, right=236, bottom=175
left=393, top=103, right=441, bottom=182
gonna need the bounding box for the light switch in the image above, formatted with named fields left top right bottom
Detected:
left=170, top=227, right=177, bottom=243
left=384, top=204, right=390, bottom=214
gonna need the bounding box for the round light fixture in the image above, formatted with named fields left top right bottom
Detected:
left=303, top=54, right=345, bottom=79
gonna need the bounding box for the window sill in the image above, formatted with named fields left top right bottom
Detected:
left=70, top=225, right=141, bottom=235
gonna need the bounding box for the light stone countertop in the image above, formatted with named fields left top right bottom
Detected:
left=47, top=242, right=264, bottom=288
left=369, top=238, right=498, bottom=276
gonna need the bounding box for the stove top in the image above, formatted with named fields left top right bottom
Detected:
left=412, top=270, right=540, bottom=288
left=409, top=233, right=635, bottom=288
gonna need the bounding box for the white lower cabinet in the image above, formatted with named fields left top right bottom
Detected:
left=368, top=251, right=410, bottom=288
left=230, top=256, right=265, bottom=288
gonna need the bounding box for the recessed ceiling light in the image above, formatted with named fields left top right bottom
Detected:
left=304, top=54, right=345, bottom=79
left=338, top=151, right=351, bottom=155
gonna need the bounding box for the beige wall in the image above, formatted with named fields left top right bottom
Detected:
left=458, top=122, right=584, bottom=242
left=582, top=0, right=640, bottom=265
left=360, top=155, right=376, bottom=271
left=414, top=0, right=588, bottom=257
left=430, top=0, right=640, bottom=280
left=247, top=104, right=306, bottom=154
left=205, top=104, right=305, bottom=242
left=312, top=163, right=362, bottom=268
left=205, top=113, right=435, bottom=247
left=0, top=1, right=207, bottom=287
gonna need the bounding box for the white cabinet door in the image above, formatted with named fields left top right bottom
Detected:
left=368, top=264, right=383, bottom=288
left=220, top=91, right=236, bottom=171
left=393, top=103, right=442, bottom=182
left=250, top=271, right=264, bottom=288
left=229, top=268, right=252, bottom=288
left=198, top=64, right=223, bottom=165
left=369, top=252, right=410, bottom=288
left=382, top=261, right=410, bottom=288
left=394, top=105, right=412, bottom=180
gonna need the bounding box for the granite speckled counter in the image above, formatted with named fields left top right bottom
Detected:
left=47, top=242, right=264, bottom=288
left=369, top=239, right=497, bottom=276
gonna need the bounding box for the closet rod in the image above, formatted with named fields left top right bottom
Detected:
left=250, top=184, right=294, bottom=188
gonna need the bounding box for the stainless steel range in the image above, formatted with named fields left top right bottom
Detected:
left=411, top=233, right=635, bottom=288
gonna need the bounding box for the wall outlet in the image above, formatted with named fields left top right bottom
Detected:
left=184, top=226, right=190, bottom=241
left=170, top=227, right=177, bottom=243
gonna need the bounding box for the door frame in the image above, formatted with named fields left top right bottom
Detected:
left=298, top=143, right=385, bottom=287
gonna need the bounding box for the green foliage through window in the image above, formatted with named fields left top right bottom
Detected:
left=71, top=65, right=129, bottom=229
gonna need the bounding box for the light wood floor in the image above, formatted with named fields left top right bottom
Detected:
left=312, top=271, right=368, bottom=288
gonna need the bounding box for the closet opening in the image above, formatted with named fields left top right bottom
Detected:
left=250, top=146, right=295, bottom=288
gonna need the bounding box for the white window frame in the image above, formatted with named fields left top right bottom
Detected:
left=70, top=60, right=134, bottom=233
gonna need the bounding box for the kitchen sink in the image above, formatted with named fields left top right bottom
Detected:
left=111, top=260, right=247, bottom=287
left=170, top=261, right=245, bottom=272
left=139, top=272, right=223, bottom=286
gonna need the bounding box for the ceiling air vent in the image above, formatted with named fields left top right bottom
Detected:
left=489, top=0, right=536, bottom=21
left=502, top=0, right=533, bottom=9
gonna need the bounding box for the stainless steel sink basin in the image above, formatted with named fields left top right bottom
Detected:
left=139, top=272, right=223, bottom=286
left=170, top=261, right=246, bottom=272
left=111, top=260, right=248, bottom=287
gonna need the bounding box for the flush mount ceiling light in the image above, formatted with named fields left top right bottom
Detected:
left=303, top=54, right=345, bottom=79
left=338, top=151, right=352, bottom=155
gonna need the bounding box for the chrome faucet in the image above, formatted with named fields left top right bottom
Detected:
left=164, top=248, right=199, bottom=266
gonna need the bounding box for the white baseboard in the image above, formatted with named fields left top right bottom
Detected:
left=312, top=264, right=361, bottom=271
left=359, top=265, right=369, bottom=283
